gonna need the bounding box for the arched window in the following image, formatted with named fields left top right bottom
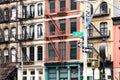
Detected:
left=29, top=25, right=34, bottom=39
left=38, top=3, right=43, bottom=16
left=4, top=48, right=9, bottom=63
left=11, top=48, right=16, bottom=62
left=11, top=27, right=16, bottom=41
left=22, top=26, right=27, bottom=39
left=30, top=5, right=35, bottom=17
left=4, top=8, right=9, bottom=21
left=37, top=24, right=43, bottom=38
left=11, top=7, right=16, bottom=20
left=100, top=1, right=108, bottom=14
left=4, top=28, right=9, bottom=41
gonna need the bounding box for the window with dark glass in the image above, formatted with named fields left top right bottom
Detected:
left=49, top=0, right=55, bottom=13
left=30, top=5, right=35, bottom=17
left=60, top=19, right=66, bottom=34
left=30, top=70, right=35, bottom=80
left=22, top=47, right=27, bottom=62
left=90, top=4, right=93, bottom=15
left=4, top=8, right=9, bottom=21
left=0, top=29, right=3, bottom=41
left=48, top=43, right=55, bottom=60
left=4, top=28, right=9, bottom=41
left=11, top=7, right=16, bottom=20
left=0, top=9, right=3, bottom=22
left=70, top=0, right=76, bottom=10
left=49, top=21, right=55, bottom=35
left=37, top=46, right=42, bottom=60
left=70, top=18, right=76, bottom=33
left=37, top=24, right=43, bottom=38
left=29, top=25, right=34, bottom=39
left=30, top=46, right=34, bottom=61
left=70, top=41, right=77, bottom=59
left=23, top=70, right=27, bottom=80
left=22, top=6, right=27, bottom=18
left=60, top=0, right=66, bottom=11
left=59, top=42, right=66, bottom=59
left=100, top=1, right=108, bottom=14
left=22, top=26, right=27, bottom=39
left=4, top=48, right=9, bottom=63
left=100, top=22, right=108, bottom=36
left=88, top=24, right=93, bottom=37
left=38, top=3, right=43, bottom=16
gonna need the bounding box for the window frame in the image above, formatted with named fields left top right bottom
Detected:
left=60, top=0, right=66, bottom=11
left=70, top=41, right=77, bottom=59
left=48, top=43, right=55, bottom=60
left=70, top=18, right=77, bottom=33
left=59, top=19, right=66, bottom=34
left=29, top=46, right=34, bottom=62
left=30, top=5, right=35, bottom=18
left=100, top=1, right=108, bottom=14
left=49, top=0, right=55, bottom=13
left=38, top=3, right=43, bottom=16
left=37, top=46, right=43, bottom=60
left=100, top=22, right=108, bottom=36
left=70, top=0, right=76, bottom=10
left=37, top=24, right=43, bottom=38
left=29, top=25, right=34, bottom=39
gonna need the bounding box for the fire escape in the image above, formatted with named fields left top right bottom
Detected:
left=45, top=6, right=68, bottom=65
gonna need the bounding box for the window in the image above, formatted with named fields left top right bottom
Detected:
left=100, top=22, right=108, bottom=36
left=4, top=48, right=9, bottom=63
left=0, top=29, right=3, bottom=41
left=11, top=7, right=16, bottom=20
left=38, top=3, right=43, bottom=16
left=30, top=70, right=35, bottom=80
left=48, top=43, right=55, bottom=60
left=11, top=27, right=16, bottom=41
left=37, top=24, right=43, bottom=38
left=0, top=9, right=3, bottom=22
left=22, top=47, right=27, bottom=62
left=59, top=67, right=68, bottom=80
left=29, top=25, right=34, bottom=39
left=60, top=19, right=66, bottom=34
left=60, top=0, right=66, bottom=11
left=49, top=21, right=55, bottom=35
left=0, top=49, right=2, bottom=57
left=71, top=67, right=78, bottom=80
left=22, top=26, right=27, bottom=39
left=48, top=68, right=56, bottom=80
left=100, top=1, right=108, bottom=14
left=49, top=0, right=55, bottom=13
left=30, top=5, right=35, bottom=17
left=70, top=18, right=76, bottom=33
left=4, top=28, right=9, bottom=41
left=59, top=42, right=66, bottom=59
left=88, top=24, right=93, bottom=37
left=23, top=70, right=27, bottom=80
left=22, top=6, right=27, bottom=18
left=70, top=0, right=76, bottom=10
left=30, top=46, right=34, bottom=61
left=11, top=48, right=16, bottom=62
left=37, top=46, right=42, bottom=60
left=70, top=41, right=77, bottom=59
left=4, top=8, right=9, bottom=21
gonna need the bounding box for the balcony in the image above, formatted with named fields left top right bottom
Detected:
left=57, top=8, right=67, bottom=16
left=88, top=30, right=110, bottom=39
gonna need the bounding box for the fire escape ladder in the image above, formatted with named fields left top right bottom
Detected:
left=45, top=13, right=66, bottom=64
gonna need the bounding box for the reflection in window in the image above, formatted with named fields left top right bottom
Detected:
left=100, top=1, right=108, bottom=14
left=22, top=6, right=27, bottom=18
left=0, top=29, right=3, bottom=41
left=11, top=48, right=16, bottom=62
left=22, top=26, right=27, bottom=39
left=0, top=9, right=3, bottom=22
left=30, top=5, right=35, bottom=17
left=38, top=3, right=43, bottom=16
left=100, top=22, right=108, bottom=36
left=11, top=27, right=16, bottom=41
left=60, top=19, right=66, bottom=34
left=4, top=28, right=9, bottom=41
left=4, top=8, right=9, bottom=21
left=60, top=0, right=66, bottom=11
left=11, top=7, right=16, bottom=20
left=59, top=42, right=66, bottom=59
left=4, top=48, right=9, bottom=63
left=37, top=24, right=43, bottom=38
left=29, top=25, right=34, bottom=39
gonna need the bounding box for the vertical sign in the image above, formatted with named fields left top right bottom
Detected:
left=85, top=3, right=91, bottom=25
